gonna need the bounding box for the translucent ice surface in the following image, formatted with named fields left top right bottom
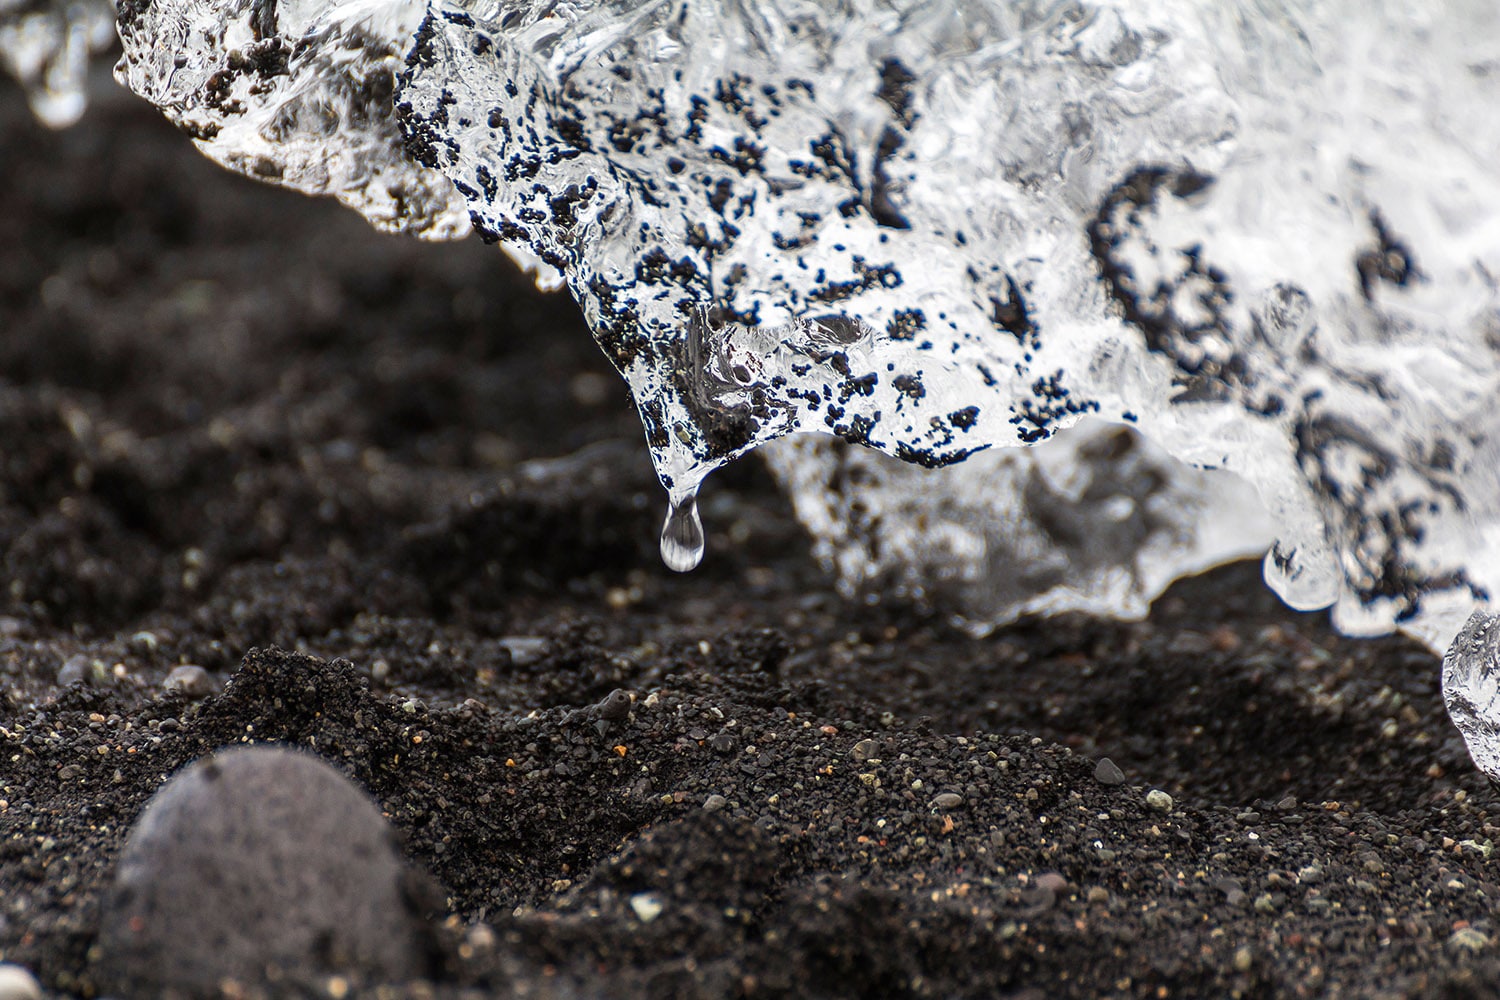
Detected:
left=0, top=0, right=114, bottom=127
left=1443, top=612, right=1500, bottom=781
left=113, top=0, right=471, bottom=237
left=115, top=1, right=1500, bottom=652
left=762, top=421, right=1274, bottom=626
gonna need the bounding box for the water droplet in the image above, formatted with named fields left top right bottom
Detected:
left=660, top=493, right=704, bottom=572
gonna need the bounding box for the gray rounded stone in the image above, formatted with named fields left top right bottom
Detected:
left=163, top=665, right=216, bottom=699
left=97, top=744, right=433, bottom=995
left=1094, top=757, right=1126, bottom=786
left=55, top=654, right=89, bottom=687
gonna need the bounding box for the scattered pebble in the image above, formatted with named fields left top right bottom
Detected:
left=1146, top=789, right=1174, bottom=813
left=55, top=654, right=89, bottom=687
left=1094, top=757, right=1125, bottom=786
left=850, top=738, right=880, bottom=763
left=96, top=744, right=433, bottom=994
left=630, top=893, right=664, bottom=923
left=929, top=792, right=964, bottom=811
left=163, top=664, right=215, bottom=699
left=1448, top=927, right=1490, bottom=954
left=703, top=794, right=727, bottom=812
left=1033, top=872, right=1069, bottom=894
left=0, top=964, right=42, bottom=1000
left=498, top=637, right=550, bottom=666
left=1086, top=886, right=1110, bottom=904
left=594, top=688, right=632, bottom=721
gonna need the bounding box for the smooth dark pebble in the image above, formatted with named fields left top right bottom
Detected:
left=96, top=744, right=434, bottom=996
left=595, top=688, right=631, bottom=721
left=1094, top=757, right=1126, bottom=786
left=850, top=738, right=880, bottom=763
left=930, top=792, right=964, bottom=810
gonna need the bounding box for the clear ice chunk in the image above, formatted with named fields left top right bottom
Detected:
left=112, top=0, right=471, bottom=238
left=114, top=1, right=1500, bottom=654
left=392, top=0, right=1500, bottom=649
left=0, top=0, right=114, bottom=127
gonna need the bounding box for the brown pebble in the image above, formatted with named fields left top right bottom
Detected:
left=1033, top=872, right=1069, bottom=894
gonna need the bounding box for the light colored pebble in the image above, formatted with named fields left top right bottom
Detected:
left=56, top=654, right=89, bottom=687
left=1145, top=789, right=1173, bottom=813
left=164, top=665, right=215, bottom=699
left=0, top=964, right=42, bottom=1000
left=498, top=637, right=550, bottom=666
left=630, top=893, right=664, bottom=923
left=1449, top=927, right=1490, bottom=954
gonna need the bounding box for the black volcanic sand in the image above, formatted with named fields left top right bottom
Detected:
left=5, top=74, right=1500, bottom=1000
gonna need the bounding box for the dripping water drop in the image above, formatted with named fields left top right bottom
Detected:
left=660, top=493, right=705, bottom=572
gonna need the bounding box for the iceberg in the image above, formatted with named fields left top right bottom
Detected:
left=89, top=1, right=1500, bottom=674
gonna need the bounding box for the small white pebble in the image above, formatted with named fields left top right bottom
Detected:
left=629, top=893, right=664, bottom=923
left=0, top=963, right=43, bottom=1000
left=1145, top=789, right=1173, bottom=813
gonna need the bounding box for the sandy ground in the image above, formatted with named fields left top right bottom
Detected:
left=4, top=74, right=1500, bottom=999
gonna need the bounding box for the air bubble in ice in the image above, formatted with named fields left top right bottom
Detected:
left=660, top=494, right=705, bottom=574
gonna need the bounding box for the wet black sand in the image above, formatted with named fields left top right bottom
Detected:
left=4, top=77, right=1500, bottom=999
